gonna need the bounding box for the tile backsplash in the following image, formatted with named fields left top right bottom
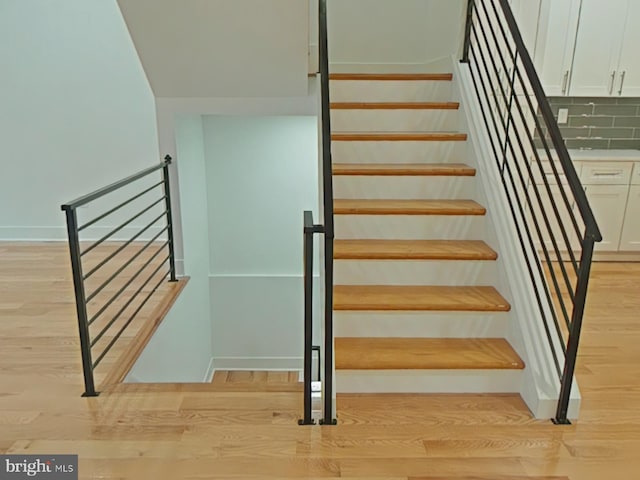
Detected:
left=541, top=97, right=640, bottom=150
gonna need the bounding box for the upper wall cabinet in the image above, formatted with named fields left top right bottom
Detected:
left=617, top=1, right=640, bottom=96
left=536, top=0, right=640, bottom=97
left=569, top=0, right=627, bottom=96
left=534, top=0, right=581, bottom=96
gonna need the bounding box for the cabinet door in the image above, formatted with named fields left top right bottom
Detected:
left=509, top=0, right=542, bottom=56
left=535, top=0, right=580, bottom=96
left=616, top=1, right=640, bottom=96
left=569, top=0, right=627, bottom=96
left=619, top=186, right=640, bottom=251
left=584, top=185, right=629, bottom=251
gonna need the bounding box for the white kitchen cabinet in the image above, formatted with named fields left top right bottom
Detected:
left=509, top=0, right=542, bottom=56
left=569, top=0, right=627, bottom=96
left=536, top=0, right=640, bottom=97
left=584, top=185, right=629, bottom=252
left=616, top=1, right=640, bottom=96
left=620, top=186, right=640, bottom=251
left=534, top=0, right=580, bottom=96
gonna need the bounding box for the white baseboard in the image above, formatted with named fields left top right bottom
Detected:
left=212, top=357, right=303, bottom=371
left=203, top=357, right=215, bottom=382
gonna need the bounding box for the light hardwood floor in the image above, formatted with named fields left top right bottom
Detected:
left=1, top=243, right=639, bottom=479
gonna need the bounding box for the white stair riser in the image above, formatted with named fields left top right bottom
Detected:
left=333, top=176, right=476, bottom=200
left=335, top=215, right=486, bottom=240
left=334, top=259, right=497, bottom=286
left=336, top=370, right=523, bottom=394
left=331, top=109, right=459, bottom=132
left=332, top=141, right=468, bottom=164
left=334, top=311, right=510, bottom=338
left=330, top=80, right=453, bottom=103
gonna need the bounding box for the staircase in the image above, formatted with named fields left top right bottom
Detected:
left=329, top=73, right=525, bottom=394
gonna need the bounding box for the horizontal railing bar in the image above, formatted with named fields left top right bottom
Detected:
left=61, top=160, right=170, bottom=211
left=467, top=44, right=568, bottom=362
left=503, top=88, right=580, bottom=282
left=82, top=211, right=168, bottom=281
left=92, top=270, right=169, bottom=369
left=467, top=47, right=564, bottom=372
left=491, top=0, right=601, bottom=242
left=87, top=240, right=169, bottom=325
left=85, top=227, right=169, bottom=304
left=80, top=196, right=166, bottom=257
left=469, top=42, right=578, bottom=309
left=511, top=67, right=585, bottom=250
left=470, top=14, right=581, bottom=277
left=502, top=162, right=567, bottom=368
left=78, top=181, right=165, bottom=232
left=90, top=253, right=170, bottom=347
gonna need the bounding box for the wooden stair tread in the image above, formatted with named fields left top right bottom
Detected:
left=335, top=338, right=525, bottom=370
left=332, top=163, right=476, bottom=176
left=333, top=285, right=511, bottom=312
left=334, top=240, right=498, bottom=260
left=334, top=199, right=486, bottom=216
left=332, top=132, right=467, bottom=142
left=331, top=102, right=459, bottom=110
left=329, top=73, right=453, bottom=81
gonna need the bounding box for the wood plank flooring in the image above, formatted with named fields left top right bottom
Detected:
left=1, top=243, right=639, bottom=479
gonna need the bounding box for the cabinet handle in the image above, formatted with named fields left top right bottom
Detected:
left=592, top=172, right=622, bottom=177
left=562, top=71, right=569, bottom=94
left=609, top=71, right=616, bottom=95
left=618, top=71, right=627, bottom=96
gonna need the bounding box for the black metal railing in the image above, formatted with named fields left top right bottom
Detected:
left=461, top=0, right=602, bottom=424
left=61, top=155, right=177, bottom=396
left=299, top=0, right=336, bottom=426
left=318, top=0, right=337, bottom=427
left=299, top=211, right=324, bottom=425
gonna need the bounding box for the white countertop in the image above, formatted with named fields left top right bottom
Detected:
left=567, top=149, right=640, bottom=162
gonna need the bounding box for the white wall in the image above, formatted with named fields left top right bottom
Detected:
left=203, top=116, right=320, bottom=369
left=327, top=0, right=466, bottom=72
left=127, top=115, right=214, bottom=382
left=0, top=0, right=160, bottom=240
left=116, top=0, right=309, bottom=98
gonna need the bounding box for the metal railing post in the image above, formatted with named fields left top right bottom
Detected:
left=319, top=0, right=337, bottom=426
left=62, top=207, right=98, bottom=397
left=162, top=155, right=177, bottom=282
left=461, top=0, right=475, bottom=63
left=554, top=237, right=596, bottom=424
left=299, top=211, right=316, bottom=426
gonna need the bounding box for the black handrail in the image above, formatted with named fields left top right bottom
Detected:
left=461, top=0, right=601, bottom=424
left=318, top=0, right=336, bottom=426
left=61, top=155, right=177, bottom=396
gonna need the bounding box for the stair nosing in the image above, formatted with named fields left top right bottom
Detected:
left=332, top=163, right=476, bottom=177
left=333, top=285, right=511, bottom=313
left=333, top=240, right=498, bottom=261
left=332, top=132, right=468, bottom=142
left=335, top=337, right=525, bottom=370
left=329, top=73, right=454, bottom=81
left=333, top=199, right=486, bottom=216
left=330, top=102, right=460, bottom=110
